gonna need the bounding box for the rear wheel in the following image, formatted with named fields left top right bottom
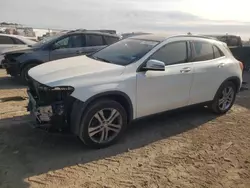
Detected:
left=78, top=99, right=127, bottom=148
left=210, top=81, right=237, bottom=114
left=20, top=63, right=38, bottom=84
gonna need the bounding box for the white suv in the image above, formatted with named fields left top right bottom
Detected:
left=27, top=34, right=243, bottom=148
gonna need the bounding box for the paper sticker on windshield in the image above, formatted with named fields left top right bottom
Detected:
left=140, top=41, right=158, bottom=46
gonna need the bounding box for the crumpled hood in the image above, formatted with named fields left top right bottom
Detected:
left=28, top=55, right=125, bottom=87
left=2, top=45, right=33, bottom=55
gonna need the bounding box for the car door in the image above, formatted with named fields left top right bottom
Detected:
left=188, top=40, right=228, bottom=105
left=49, top=34, right=85, bottom=61
left=136, top=41, right=194, bottom=118
left=84, top=34, right=107, bottom=54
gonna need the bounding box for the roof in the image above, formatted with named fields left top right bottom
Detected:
left=130, top=33, right=167, bottom=42
left=67, top=29, right=120, bottom=37
left=130, top=33, right=220, bottom=42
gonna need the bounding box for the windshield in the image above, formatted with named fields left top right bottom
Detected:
left=91, top=38, right=159, bottom=66
left=31, top=34, right=62, bottom=48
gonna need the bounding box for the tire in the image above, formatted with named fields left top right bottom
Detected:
left=210, top=81, right=237, bottom=114
left=78, top=99, right=127, bottom=149
left=20, top=63, right=38, bottom=84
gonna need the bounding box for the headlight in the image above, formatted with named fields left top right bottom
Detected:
left=38, top=85, right=74, bottom=92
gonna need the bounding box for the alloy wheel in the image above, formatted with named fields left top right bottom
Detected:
left=88, top=108, right=123, bottom=144
left=218, top=86, right=235, bottom=111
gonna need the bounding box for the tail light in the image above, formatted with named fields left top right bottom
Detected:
left=239, top=61, right=244, bottom=72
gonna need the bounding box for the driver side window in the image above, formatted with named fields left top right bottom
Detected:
left=149, top=41, right=188, bottom=66
left=53, top=36, right=70, bottom=49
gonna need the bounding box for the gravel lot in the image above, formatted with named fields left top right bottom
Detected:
left=0, top=69, right=250, bottom=188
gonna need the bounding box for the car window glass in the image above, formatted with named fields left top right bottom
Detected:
left=103, top=36, right=118, bottom=45
left=218, top=36, right=227, bottom=43
left=0, top=36, right=14, bottom=44
left=91, top=38, right=158, bottom=66
left=53, top=36, right=70, bottom=49
left=227, top=36, right=239, bottom=46
left=12, top=37, right=25, bottom=44
left=150, top=42, right=187, bottom=66
left=69, top=35, right=85, bottom=48
left=86, top=34, right=104, bottom=46
left=192, top=41, right=214, bottom=62
left=213, top=45, right=224, bottom=58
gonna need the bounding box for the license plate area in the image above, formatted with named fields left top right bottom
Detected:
left=28, top=91, right=52, bottom=123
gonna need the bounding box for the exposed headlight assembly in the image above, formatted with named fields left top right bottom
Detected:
left=38, top=85, right=74, bottom=92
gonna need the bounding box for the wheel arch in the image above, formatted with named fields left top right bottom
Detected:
left=70, top=91, right=134, bottom=136
left=213, top=76, right=241, bottom=100
left=82, top=91, right=134, bottom=123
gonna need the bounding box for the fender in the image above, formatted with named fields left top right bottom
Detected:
left=20, top=59, right=44, bottom=70
left=82, top=90, right=134, bottom=121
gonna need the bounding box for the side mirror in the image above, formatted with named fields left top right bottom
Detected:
left=142, top=59, right=165, bottom=71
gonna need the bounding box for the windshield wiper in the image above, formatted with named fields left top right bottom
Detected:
left=92, top=56, right=113, bottom=63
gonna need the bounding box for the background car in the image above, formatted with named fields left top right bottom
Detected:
left=0, top=33, right=36, bottom=67
left=27, top=34, right=243, bottom=148
left=2, top=30, right=120, bottom=83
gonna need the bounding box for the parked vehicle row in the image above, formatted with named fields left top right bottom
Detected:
left=1, top=30, right=120, bottom=83
left=26, top=34, right=243, bottom=148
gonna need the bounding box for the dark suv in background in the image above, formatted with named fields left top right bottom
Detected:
left=2, top=29, right=120, bottom=83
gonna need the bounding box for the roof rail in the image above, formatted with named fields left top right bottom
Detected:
left=171, top=34, right=220, bottom=41
left=67, top=29, right=116, bottom=34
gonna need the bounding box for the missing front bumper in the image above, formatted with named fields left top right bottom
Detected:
left=27, top=91, right=67, bottom=129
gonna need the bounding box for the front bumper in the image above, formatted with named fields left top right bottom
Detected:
left=27, top=90, right=68, bottom=129
left=2, top=58, right=20, bottom=76
left=27, top=78, right=75, bottom=130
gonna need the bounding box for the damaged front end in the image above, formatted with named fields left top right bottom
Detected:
left=27, top=79, right=75, bottom=130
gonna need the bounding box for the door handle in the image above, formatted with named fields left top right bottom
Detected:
left=218, top=63, right=225, bottom=68
left=180, top=67, right=191, bottom=73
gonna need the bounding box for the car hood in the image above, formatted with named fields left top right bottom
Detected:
left=28, top=55, right=125, bottom=87
left=2, top=46, right=34, bottom=55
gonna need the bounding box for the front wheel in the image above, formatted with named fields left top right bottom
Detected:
left=210, top=81, right=237, bottom=114
left=78, top=99, right=127, bottom=148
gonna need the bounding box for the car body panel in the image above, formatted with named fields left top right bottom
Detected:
left=136, top=62, right=194, bottom=118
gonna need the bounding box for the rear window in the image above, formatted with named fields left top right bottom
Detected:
left=12, top=37, right=25, bottom=44
left=103, top=36, right=119, bottom=45
left=86, top=34, right=104, bottom=46
left=192, top=41, right=214, bottom=62
left=0, top=36, right=14, bottom=44
left=213, top=45, right=224, bottom=58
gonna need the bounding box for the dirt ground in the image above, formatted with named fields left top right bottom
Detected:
left=0, top=69, right=250, bottom=188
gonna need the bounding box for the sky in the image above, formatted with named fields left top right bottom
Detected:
left=1, top=0, right=250, bottom=39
